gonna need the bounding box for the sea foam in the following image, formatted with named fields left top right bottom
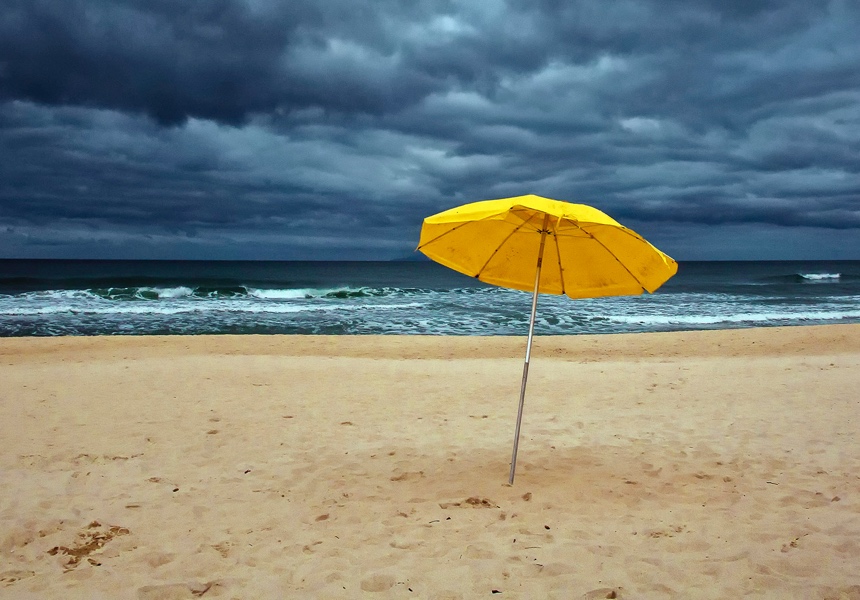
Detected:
left=800, top=273, right=840, bottom=281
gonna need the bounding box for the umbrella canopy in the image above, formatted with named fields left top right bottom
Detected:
left=417, top=194, right=678, bottom=483
left=418, top=194, right=677, bottom=299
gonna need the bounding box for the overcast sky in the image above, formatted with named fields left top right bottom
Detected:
left=2, top=0, right=859, bottom=260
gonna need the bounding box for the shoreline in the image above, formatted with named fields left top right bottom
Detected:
left=3, top=322, right=859, bottom=359
left=2, top=324, right=859, bottom=598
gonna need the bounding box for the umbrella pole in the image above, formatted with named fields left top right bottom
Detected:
left=509, top=217, right=550, bottom=484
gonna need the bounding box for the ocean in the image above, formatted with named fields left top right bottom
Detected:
left=0, top=259, right=858, bottom=337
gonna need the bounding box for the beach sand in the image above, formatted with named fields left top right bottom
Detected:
left=1, top=325, right=859, bottom=599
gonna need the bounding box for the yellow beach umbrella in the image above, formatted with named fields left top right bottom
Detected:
left=417, top=194, right=678, bottom=483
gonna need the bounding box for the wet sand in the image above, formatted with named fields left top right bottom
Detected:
left=1, top=325, right=859, bottom=599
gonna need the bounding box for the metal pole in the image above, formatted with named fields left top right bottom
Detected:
left=509, top=215, right=550, bottom=485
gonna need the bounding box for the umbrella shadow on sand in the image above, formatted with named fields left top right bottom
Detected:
left=385, top=442, right=737, bottom=511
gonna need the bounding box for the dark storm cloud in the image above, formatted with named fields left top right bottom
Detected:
left=1, top=0, right=859, bottom=258
left=4, top=0, right=838, bottom=125
left=0, top=0, right=459, bottom=123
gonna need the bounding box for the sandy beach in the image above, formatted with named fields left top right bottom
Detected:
left=1, top=325, right=859, bottom=599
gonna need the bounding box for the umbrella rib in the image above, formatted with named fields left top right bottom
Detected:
left=553, top=223, right=566, bottom=296
left=571, top=224, right=649, bottom=293
left=474, top=212, right=544, bottom=279
left=415, top=211, right=507, bottom=250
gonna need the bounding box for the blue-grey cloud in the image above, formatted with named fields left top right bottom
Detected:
left=1, top=0, right=859, bottom=259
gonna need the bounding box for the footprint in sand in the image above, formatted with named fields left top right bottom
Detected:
left=817, top=585, right=860, bottom=600
left=142, top=551, right=175, bottom=568
left=390, top=471, right=424, bottom=482
left=136, top=581, right=218, bottom=599
left=47, top=521, right=130, bottom=571
left=0, top=570, right=36, bottom=586
left=439, top=497, right=498, bottom=509
left=464, top=544, right=495, bottom=559
left=360, top=574, right=396, bottom=592
left=643, top=525, right=686, bottom=538
left=582, top=588, right=623, bottom=599
left=211, top=542, right=232, bottom=558
left=389, top=539, right=423, bottom=550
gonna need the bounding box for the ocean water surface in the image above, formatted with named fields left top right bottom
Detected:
left=0, top=259, right=858, bottom=336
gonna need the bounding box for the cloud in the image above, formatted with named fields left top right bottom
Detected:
left=1, top=0, right=859, bottom=259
